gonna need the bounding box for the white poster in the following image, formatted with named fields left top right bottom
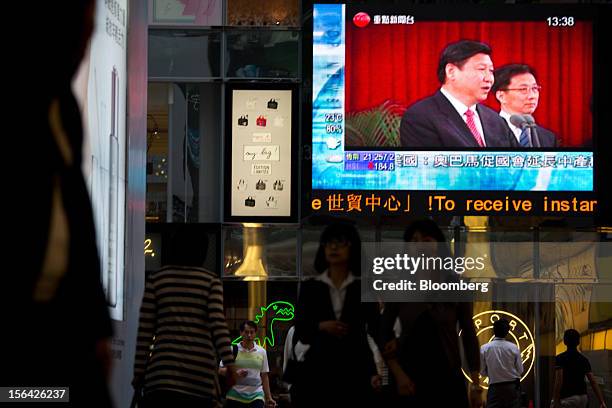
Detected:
left=73, top=0, right=127, bottom=321
left=231, top=90, right=292, bottom=217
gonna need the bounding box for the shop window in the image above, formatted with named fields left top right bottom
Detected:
left=146, top=83, right=170, bottom=222
left=146, top=82, right=222, bottom=223
left=149, top=30, right=222, bottom=78
left=144, top=223, right=220, bottom=273
left=223, top=225, right=298, bottom=279
left=226, top=30, right=299, bottom=78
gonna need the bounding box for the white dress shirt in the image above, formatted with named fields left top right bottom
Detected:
left=440, top=87, right=486, bottom=146
left=500, top=110, right=522, bottom=143
left=480, top=337, right=524, bottom=385
left=316, top=270, right=355, bottom=320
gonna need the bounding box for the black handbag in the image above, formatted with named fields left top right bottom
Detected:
left=267, top=99, right=278, bottom=109
left=245, top=197, right=256, bottom=207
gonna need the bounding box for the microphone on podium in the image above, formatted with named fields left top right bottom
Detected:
left=510, top=114, right=541, bottom=147
left=510, top=114, right=532, bottom=147
left=522, top=114, right=541, bottom=148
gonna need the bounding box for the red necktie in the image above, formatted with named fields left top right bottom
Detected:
left=464, top=109, right=485, bottom=147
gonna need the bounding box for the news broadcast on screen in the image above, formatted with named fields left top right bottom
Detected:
left=308, top=3, right=611, bottom=218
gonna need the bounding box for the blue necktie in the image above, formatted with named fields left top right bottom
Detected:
left=519, top=128, right=531, bottom=147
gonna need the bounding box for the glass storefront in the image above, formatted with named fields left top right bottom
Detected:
left=143, top=2, right=611, bottom=407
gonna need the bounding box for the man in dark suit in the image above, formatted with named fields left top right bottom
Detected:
left=400, top=40, right=518, bottom=148
left=493, top=64, right=559, bottom=147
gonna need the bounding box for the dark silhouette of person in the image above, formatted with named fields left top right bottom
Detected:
left=133, top=226, right=237, bottom=407
left=552, top=329, right=607, bottom=408
left=379, top=219, right=482, bottom=408
left=8, top=1, right=114, bottom=406
left=294, top=223, right=380, bottom=408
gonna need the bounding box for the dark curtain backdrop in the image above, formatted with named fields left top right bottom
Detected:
left=346, top=21, right=593, bottom=147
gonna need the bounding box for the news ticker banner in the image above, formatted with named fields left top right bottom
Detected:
left=360, top=242, right=612, bottom=303
left=311, top=190, right=598, bottom=216
left=312, top=150, right=593, bottom=191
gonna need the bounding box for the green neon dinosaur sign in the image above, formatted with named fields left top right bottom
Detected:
left=231, top=300, right=295, bottom=347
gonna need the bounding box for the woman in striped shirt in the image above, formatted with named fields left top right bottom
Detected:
left=133, top=227, right=237, bottom=407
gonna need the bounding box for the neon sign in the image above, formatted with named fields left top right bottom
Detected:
left=460, top=310, right=535, bottom=389
left=232, top=301, right=295, bottom=347
left=144, top=239, right=155, bottom=257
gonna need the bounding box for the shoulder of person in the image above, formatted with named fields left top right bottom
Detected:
left=577, top=351, right=590, bottom=362
left=405, top=93, right=438, bottom=114
left=254, top=343, right=268, bottom=353
left=480, top=341, right=491, bottom=351
left=537, top=125, right=558, bottom=139
left=477, top=103, right=504, bottom=119
left=554, top=351, right=567, bottom=363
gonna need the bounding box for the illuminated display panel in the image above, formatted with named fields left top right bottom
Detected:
left=308, top=4, right=612, bottom=218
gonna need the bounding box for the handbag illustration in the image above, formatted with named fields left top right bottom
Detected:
left=267, top=99, right=278, bottom=109
left=256, top=180, right=266, bottom=190
left=245, top=197, right=256, bottom=207
left=246, top=98, right=257, bottom=109
left=266, top=196, right=278, bottom=208
left=256, top=116, right=267, bottom=127
left=238, top=115, right=248, bottom=126
left=273, top=180, right=284, bottom=191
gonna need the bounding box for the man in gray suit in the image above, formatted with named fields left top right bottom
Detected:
left=400, top=40, right=518, bottom=148
left=493, top=64, right=559, bottom=147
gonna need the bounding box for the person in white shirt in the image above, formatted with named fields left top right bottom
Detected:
left=220, top=321, right=276, bottom=408
left=493, top=63, right=558, bottom=147
left=480, top=319, right=524, bottom=408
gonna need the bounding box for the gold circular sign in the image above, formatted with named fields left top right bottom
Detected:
left=460, top=310, right=535, bottom=389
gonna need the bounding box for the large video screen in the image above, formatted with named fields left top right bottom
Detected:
left=309, top=4, right=610, bottom=217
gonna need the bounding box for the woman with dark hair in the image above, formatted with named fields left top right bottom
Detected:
left=293, top=222, right=379, bottom=408
left=133, top=225, right=237, bottom=407
left=380, top=218, right=482, bottom=408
